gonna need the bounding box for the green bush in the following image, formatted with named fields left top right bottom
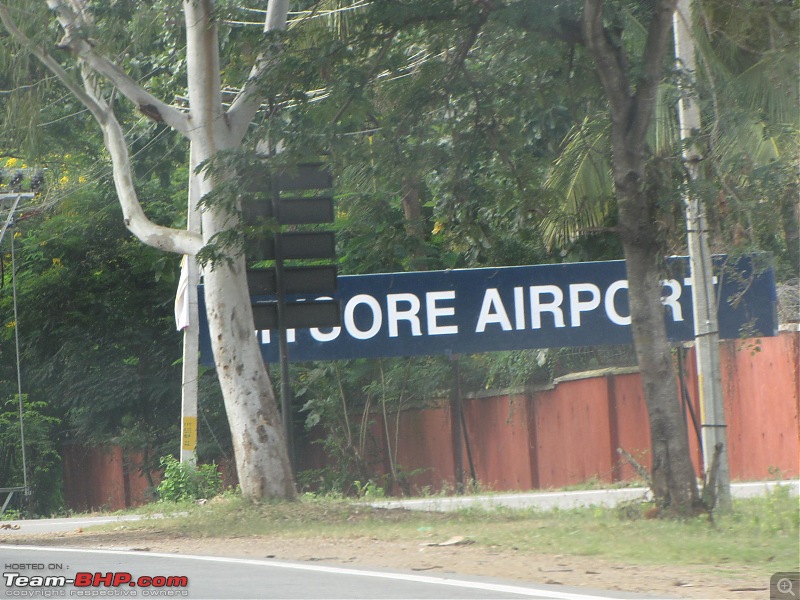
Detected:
left=156, top=455, right=222, bottom=503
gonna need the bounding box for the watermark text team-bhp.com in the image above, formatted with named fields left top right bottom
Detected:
left=4, top=563, right=188, bottom=597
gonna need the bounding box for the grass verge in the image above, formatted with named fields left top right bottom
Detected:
left=105, top=484, right=799, bottom=578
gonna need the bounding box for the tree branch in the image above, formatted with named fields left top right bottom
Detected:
left=629, top=0, right=678, bottom=143
left=46, top=0, right=190, bottom=134
left=445, top=2, right=494, bottom=82
left=81, top=53, right=189, bottom=132
left=0, top=2, right=96, bottom=126
left=82, top=73, right=203, bottom=255
left=0, top=1, right=203, bottom=256
left=582, top=0, right=631, bottom=119
left=583, top=0, right=678, bottom=143
left=226, top=0, right=291, bottom=142
left=330, top=30, right=396, bottom=126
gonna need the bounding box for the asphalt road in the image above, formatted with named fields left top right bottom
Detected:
left=1, top=546, right=664, bottom=600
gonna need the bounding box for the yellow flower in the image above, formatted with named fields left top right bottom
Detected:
left=5, top=321, right=15, bottom=329
left=52, top=257, right=62, bottom=267
left=5, top=157, right=17, bottom=167
left=431, top=221, right=444, bottom=235
left=78, top=176, right=87, bottom=184
left=59, top=175, right=69, bottom=186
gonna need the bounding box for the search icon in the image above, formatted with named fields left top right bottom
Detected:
left=778, top=578, right=796, bottom=597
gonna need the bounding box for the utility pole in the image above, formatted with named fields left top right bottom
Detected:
left=179, top=254, right=199, bottom=466
left=673, top=0, right=732, bottom=510
left=178, top=149, right=202, bottom=467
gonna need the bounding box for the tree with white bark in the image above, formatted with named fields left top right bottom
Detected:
left=0, top=0, right=296, bottom=500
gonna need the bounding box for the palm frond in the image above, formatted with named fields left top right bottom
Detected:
left=542, top=118, right=613, bottom=249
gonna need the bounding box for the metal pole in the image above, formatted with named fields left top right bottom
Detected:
left=276, top=247, right=295, bottom=474
left=449, top=355, right=464, bottom=494
left=180, top=147, right=202, bottom=466
left=673, top=0, right=731, bottom=510
left=2, top=194, right=34, bottom=498
left=10, top=219, right=28, bottom=494
left=272, top=178, right=295, bottom=474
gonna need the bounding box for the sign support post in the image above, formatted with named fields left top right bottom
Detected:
left=449, top=354, right=464, bottom=494
left=244, top=162, right=340, bottom=475
left=272, top=178, right=295, bottom=472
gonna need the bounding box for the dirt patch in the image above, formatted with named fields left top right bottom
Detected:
left=1, top=529, right=770, bottom=599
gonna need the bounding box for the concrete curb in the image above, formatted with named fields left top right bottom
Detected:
left=368, top=480, right=799, bottom=512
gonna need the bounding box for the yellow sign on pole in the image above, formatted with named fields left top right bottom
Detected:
left=181, top=416, right=198, bottom=451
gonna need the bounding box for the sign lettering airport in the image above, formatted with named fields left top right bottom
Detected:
left=198, top=255, right=778, bottom=364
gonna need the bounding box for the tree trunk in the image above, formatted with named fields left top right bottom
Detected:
left=184, top=0, right=295, bottom=500
left=202, top=257, right=296, bottom=499
left=616, top=172, right=700, bottom=511
left=583, top=0, right=700, bottom=512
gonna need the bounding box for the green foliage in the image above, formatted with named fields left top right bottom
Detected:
left=352, top=479, right=386, bottom=499
left=0, top=395, right=62, bottom=516
left=294, top=357, right=451, bottom=496
left=0, top=168, right=190, bottom=490
left=687, top=0, right=799, bottom=279
left=732, top=482, right=800, bottom=537
left=156, top=455, right=223, bottom=503
left=469, top=350, right=551, bottom=391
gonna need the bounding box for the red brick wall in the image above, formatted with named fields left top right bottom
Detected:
left=462, top=393, right=534, bottom=491
left=359, top=331, right=799, bottom=494
left=62, top=446, right=157, bottom=512
left=62, top=332, right=800, bottom=508
left=719, top=333, right=799, bottom=480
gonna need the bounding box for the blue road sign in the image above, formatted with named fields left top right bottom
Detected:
left=198, top=255, right=777, bottom=364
